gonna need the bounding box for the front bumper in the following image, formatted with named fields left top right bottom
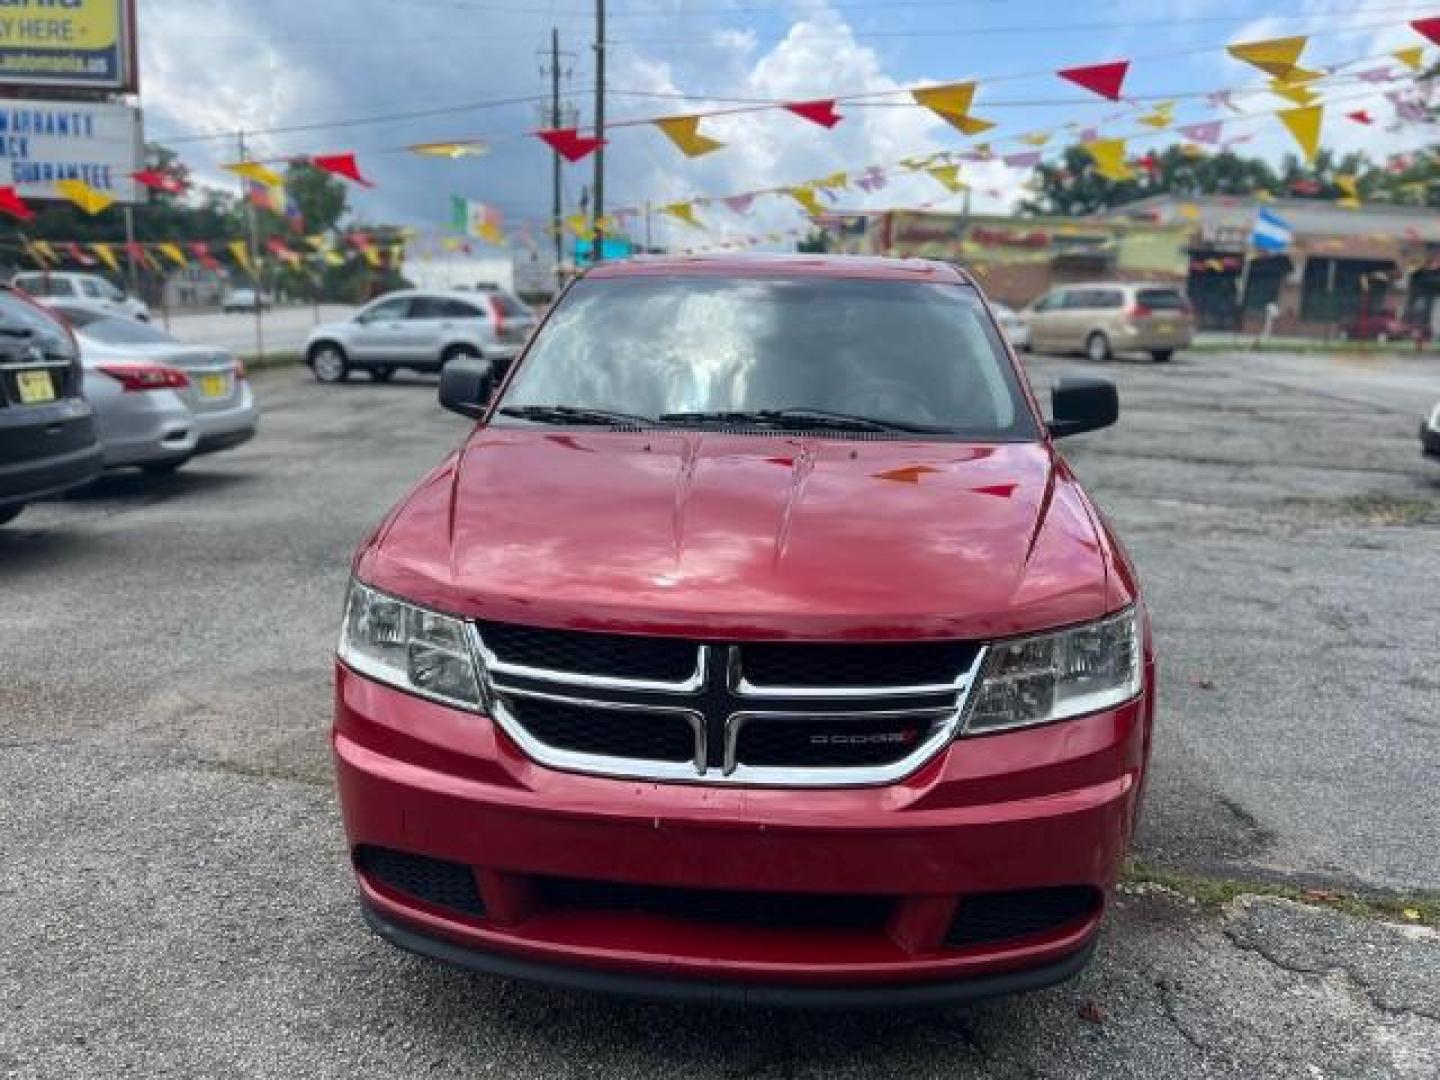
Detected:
left=334, top=663, right=1152, bottom=1000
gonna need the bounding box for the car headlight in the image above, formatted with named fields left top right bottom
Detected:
left=338, top=580, right=483, bottom=710
left=963, top=608, right=1141, bottom=735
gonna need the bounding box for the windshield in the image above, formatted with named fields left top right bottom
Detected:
left=75, top=316, right=179, bottom=345
left=498, top=276, right=1037, bottom=439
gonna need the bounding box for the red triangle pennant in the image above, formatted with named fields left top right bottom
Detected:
left=537, top=127, right=605, bottom=162
left=67, top=242, right=97, bottom=267
left=131, top=168, right=187, bottom=195
left=1057, top=60, right=1130, bottom=102
left=1346, top=109, right=1374, bottom=125
left=0, top=185, right=34, bottom=221
left=784, top=99, right=843, bottom=128
left=311, top=153, right=373, bottom=187
left=1412, top=17, right=1440, bottom=45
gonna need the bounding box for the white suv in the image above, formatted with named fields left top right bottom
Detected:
left=12, top=272, right=152, bottom=323
left=303, top=289, right=537, bottom=384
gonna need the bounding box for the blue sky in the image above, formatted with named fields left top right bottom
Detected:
left=138, top=0, right=1438, bottom=246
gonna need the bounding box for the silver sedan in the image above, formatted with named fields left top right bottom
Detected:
left=53, top=305, right=259, bottom=474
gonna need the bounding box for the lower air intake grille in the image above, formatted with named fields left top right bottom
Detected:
left=535, top=876, right=895, bottom=931
left=506, top=695, right=697, bottom=763
left=944, top=886, right=1101, bottom=947
left=355, top=846, right=485, bottom=918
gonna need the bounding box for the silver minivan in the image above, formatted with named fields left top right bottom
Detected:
left=303, top=289, right=537, bottom=384
left=1023, top=283, right=1194, bottom=364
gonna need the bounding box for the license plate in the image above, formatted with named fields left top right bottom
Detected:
left=199, top=373, right=229, bottom=398
left=1156, top=322, right=1175, bottom=334
left=16, top=368, right=55, bottom=404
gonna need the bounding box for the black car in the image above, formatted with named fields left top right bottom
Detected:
left=0, top=286, right=104, bottom=526
left=1423, top=401, right=1440, bottom=462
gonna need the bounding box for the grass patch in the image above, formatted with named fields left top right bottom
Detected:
left=1123, top=863, right=1440, bottom=927
left=1279, top=494, right=1440, bottom=527
left=240, top=350, right=303, bottom=371
left=1189, top=339, right=1434, bottom=357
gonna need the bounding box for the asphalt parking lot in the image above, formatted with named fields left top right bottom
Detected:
left=2, top=350, right=1438, bottom=1077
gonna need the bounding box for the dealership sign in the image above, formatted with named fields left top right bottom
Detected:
left=0, top=99, right=143, bottom=202
left=0, top=0, right=136, bottom=91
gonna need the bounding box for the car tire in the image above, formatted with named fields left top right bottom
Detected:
left=442, top=345, right=482, bottom=368
left=369, top=367, right=396, bottom=383
left=0, top=504, right=24, bottom=527
left=309, top=344, right=350, bottom=384
left=1151, top=350, right=1174, bottom=363
left=1086, top=332, right=1112, bottom=363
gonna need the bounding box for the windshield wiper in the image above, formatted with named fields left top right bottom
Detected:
left=659, top=407, right=948, bottom=434
left=497, top=404, right=655, bottom=428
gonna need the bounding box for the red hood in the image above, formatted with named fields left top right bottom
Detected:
left=359, top=429, right=1118, bottom=640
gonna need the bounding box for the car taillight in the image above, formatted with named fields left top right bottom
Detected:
left=1129, top=303, right=1154, bottom=319
left=98, top=363, right=190, bottom=392
left=486, top=295, right=506, bottom=336
left=234, top=358, right=248, bottom=380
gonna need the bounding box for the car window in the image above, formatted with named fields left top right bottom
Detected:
left=441, top=299, right=483, bottom=319
left=1137, top=289, right=1186, bottom=310
left=408, top=297, right=452, bottom=319
left=360, top=298, right=411, bottom=322
left=500, top=277, right=1038, bottom=439
left=1032, top=292, right=1063, bottom=312
left=1094, top=290, right=1126, bottom=309
left=490, top=292, right=532, bottom=318
left=17, top=276, right=72, bottom=297
left=0, top=290, right=74, bottom=352
left=75, top=317, right=179, bottom=345
left=81, top=280, right=104, bottom=298
left=1061, top=290, right=1094, bottom=310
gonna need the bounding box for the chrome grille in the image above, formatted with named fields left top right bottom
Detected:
left=472, top=624, right=985, bottom=787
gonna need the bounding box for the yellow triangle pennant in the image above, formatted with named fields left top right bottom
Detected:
left=56, top=179, right=115, bottom=215
left=654, top=115, right=725, bottom=158
left=304, top=234, right=329, bottom=252
left=926, top=164, right=966, bottom=192
left=948, top=113, right=996, bottom=136
left=361, top=246, right=383, bottom=269
left=565, top=213, right=594, bottom=241
left=814, top=171, right=848, bottom=190
left=661, top=201, right=705, bottom=229
left=1228, top=35, right=1310, bottom=79
left=228, top=240, right=257, bottom=278
left=1254, top=189, right=1276, bottom=203
left=1020, top=131, right=1051, bottom=146
left=784, top=186, right=824, bottom=217
left=90, top=243, right=120, bottom=274
left=1084, top=138, right=1134, bottom=181
left=157, top=242, right=188, bottom=267
left=1269, top=80, right=1319, bottom=106
left=912, top=81, right=977, bottom=120
left=1278, top=104, right=1322, bottom=164
left=1393, top=46, right=1425, bottom=71
left=30, top=240, right=58, bottom=265
left=223, top=161, right=285, bottom=188
left=477, top=221, right=504, bottom=245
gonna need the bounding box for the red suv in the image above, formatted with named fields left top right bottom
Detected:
left=334, top=255, right=1155, bottom=1006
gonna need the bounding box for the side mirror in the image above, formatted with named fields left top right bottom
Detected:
left=1048, top=377, right=1118, bottom=438
left=439, top=357, right=495, bottom=419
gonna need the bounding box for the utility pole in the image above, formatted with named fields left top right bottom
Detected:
left=236, top=130, right=266, bottom=362
left=591, top=0, right=606, bottom=262
left=546, top=28, right=565, bottom=289
left=122, top=204, right=140, bottom=298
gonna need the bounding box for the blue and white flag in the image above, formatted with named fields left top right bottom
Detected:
left=1250, top=209, right=1293, bottom=253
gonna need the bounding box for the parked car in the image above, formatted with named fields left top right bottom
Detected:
left=304, top=288, right=537, bottom=384
left=0, top=286, right=104, bottom=525
left=1422, top=401, right=1440, bottom=462
left=334, top=255, right=1153, bottom=1005
left=992, top=302, right=1030, bottom=350
left=1339, top=308, right=1427, bottom=343
left=1023, top=283, right=1193, bottom=363
left=50, top=304, right=258, bottom=473
left=12, top=271, right=151, bottom=323
left=221, top=288, right=272, bottom=314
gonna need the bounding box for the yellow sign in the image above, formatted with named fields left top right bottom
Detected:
left=0, top=1, right=134, bottom=91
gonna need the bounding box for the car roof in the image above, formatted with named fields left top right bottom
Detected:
left=1052, top=282, right=1184, bottom=291
left=584, top=253, right=974, bottom=285
left=368, top=289, right=509, bottom=303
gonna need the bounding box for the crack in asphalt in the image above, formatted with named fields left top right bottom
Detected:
left=1154, top=978, right=1207, bottom=1055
